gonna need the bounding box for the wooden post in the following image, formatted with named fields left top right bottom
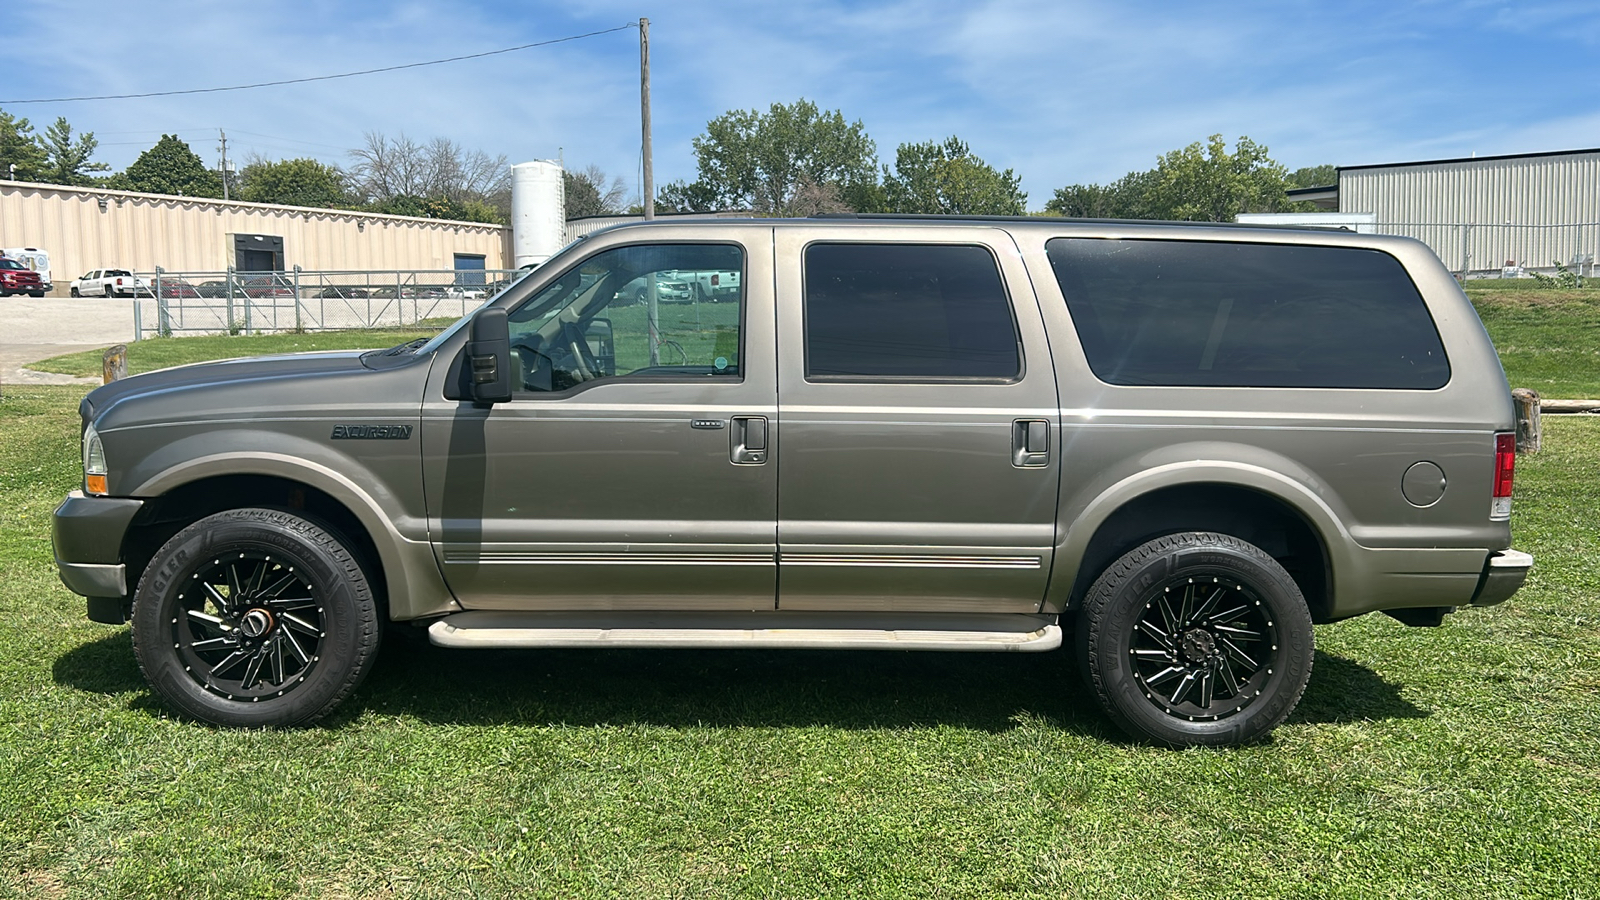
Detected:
left=1512, top=388, right=1541, bottom=454
left=102, top=344, right=127, bottom=384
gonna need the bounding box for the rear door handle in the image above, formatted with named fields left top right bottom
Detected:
left=731, top=416, right=767, bottom=465
left=1012, top=419, right=1050, bottom=468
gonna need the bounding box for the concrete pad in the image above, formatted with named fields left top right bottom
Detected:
left=0, top=296, right=137, bottom=386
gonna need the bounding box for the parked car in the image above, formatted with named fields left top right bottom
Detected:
left=70, top=268, right=145, bottom=298
left=0, top=256, right=45, bottom=296
left=53, top=216, right=1531, bottom=745
left=151, top=279, right=201, bottom=299
left=1, top=247, right=51, bottom=292
left=616, top=272, right=692, bottom=303
left=316, top=286, right=371, bottom=300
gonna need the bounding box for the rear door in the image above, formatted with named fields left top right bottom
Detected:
left=773, top=225, right=1060, bottom=613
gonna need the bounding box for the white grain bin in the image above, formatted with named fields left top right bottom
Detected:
left=511, top=160, right=565, bottom=267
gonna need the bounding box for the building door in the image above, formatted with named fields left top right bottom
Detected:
left=454, top=253, right=486, bottom=286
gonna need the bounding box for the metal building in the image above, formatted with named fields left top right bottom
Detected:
left=0, top=179, right=513, bottom=294
left=1327, top=148, right=1600, bottom=276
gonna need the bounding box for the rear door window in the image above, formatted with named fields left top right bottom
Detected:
left=1046, top=239, right=1450, bottom=389
left=803, top=243, right=1020, bottom=380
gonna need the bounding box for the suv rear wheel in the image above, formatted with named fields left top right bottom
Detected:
left=1076, top=531, right=1313, bottom=747
left=130, top=508, right=382, bottom=727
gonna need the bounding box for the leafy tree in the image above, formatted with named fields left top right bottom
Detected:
left=1046, top=170, right=1157, bottom=219
left=0, top=107, right=47, bottom=181
left=37, top=117, right=109, bottom=186
left=1047, top=135, right=1292, bottom=222
left=368, top=194, right=500, bottom=224
left=112, top=134, right=222, bottom=197
left=881, top=136, right=1025, bottom=215
left=237, top=156, right=348, bottom=207
left=1144, top=134, right=1290, bottom=222
left=564, top=164, right=628, bottom=218
left=1287, top=164, right=1337, bottom=189
left=662, top=99, right=879, bottom=216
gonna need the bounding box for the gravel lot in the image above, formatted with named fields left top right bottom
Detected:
left=0, top=296, right=138, bottom=386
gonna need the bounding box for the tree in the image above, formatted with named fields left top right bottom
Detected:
left=368, top=194, right=501, bottom=224
left=347, top=131, right=509, bottom=222
left=37, top=117, right=109, bottom=186
left=113, top=134, right=222, bottom=197
left=1143, top=134, right=1290, bottom=222
left=564, top=164, right=628, bottom=218
left=1046, top=170, right=1157, bottom=219
left=237, top=156, right=349, bottom=207
left=0, top=108, right=47, bottom=181
left=663, top=99, right=879, bottom=216
left=1287, top=164, right=1337, bottom=189
left=881, top=136, right=1025, bottom=215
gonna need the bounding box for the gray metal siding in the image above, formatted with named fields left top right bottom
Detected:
left=1340, top=153, right=1600, bottom=273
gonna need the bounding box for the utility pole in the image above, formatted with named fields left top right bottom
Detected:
left=217, top=129, right=231, bottom=201
left=640, top=17, right=653, bottom=220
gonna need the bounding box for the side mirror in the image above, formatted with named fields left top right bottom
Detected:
left=467, top=307, right=511, bottom=404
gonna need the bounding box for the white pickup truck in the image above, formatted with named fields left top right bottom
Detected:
left=70, top=269, right=147, bottom=298
left=667, top=268, right=740, bottom=301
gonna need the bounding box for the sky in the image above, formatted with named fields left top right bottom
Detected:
left=3, top=0, right=1599, bottom=208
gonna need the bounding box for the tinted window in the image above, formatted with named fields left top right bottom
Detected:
left=1046, top=239, right=1450, bottom=389
left=804, top=243, right=1019, bottom=379
left=505, top=243, right=743, bottom=393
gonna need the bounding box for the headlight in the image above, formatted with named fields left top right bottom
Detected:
left=83, top=425, right=107, bottom=496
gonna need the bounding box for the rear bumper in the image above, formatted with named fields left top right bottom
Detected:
left=1469, top=549, right=1533, bottom=607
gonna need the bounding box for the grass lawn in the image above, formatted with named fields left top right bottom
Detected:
left=3, top=368, right=1599, bottom=894
left=1466, top=287, right=1600, bottom=398
left=29, top=329, right=441, bottom=379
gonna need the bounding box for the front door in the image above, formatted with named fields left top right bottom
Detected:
left=422, top=233, right=778, bottom=610
left=773, top=226, right=1061, bottom=613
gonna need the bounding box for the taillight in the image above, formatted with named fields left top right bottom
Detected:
left=1491, top=432, right=1516, bottom=519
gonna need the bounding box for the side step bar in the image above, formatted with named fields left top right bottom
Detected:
left=427, top=611, right=1062, bottom=653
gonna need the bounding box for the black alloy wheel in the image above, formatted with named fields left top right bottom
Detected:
left=1077, top=531, right=1314, bottom=747
left=132, top=508, right=381, bottom=727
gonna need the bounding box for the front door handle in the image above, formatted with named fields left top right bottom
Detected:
left=731, top=416, right=767, bottom=465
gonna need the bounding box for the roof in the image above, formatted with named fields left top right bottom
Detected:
left=1338, top=146, right=1600, bottom=173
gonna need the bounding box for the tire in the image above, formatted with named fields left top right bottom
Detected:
left=70, top=287, right=80, bottom=297
left=103, top=285, right=114, bottom=297
left=29, top=290, right=43, bottom=298
left=1076, top=531, right=1313, bottom=747
left=130, top=508, right=382, bottom=727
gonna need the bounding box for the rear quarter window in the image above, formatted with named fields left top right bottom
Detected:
left=1045, top=239, right=1450, bottom=389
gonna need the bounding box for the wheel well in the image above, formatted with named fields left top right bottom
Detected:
left=121, top=475, right=387, bottom=608
left=1068, top=483, right=1332, bottom=622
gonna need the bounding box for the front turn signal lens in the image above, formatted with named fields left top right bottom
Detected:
left=85, top=474, right=108, bottom=495
left=83, top=425, right=108, bottom=495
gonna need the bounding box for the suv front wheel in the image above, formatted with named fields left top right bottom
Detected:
left=130, top=508, right=382, bottom=727
left=1077, top=531, right=1314, bottom=747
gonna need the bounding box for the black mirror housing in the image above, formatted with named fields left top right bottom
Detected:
left=467, top=307, right=512, bottom=404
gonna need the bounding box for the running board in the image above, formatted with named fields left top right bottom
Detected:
left=426, top=611, right=1061, bottom=653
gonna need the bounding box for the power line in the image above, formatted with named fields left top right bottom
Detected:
left=0, top=23, right=635, bottom=104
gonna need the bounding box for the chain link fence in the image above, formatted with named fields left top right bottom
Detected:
left=1374, top=222, right=1599, bottom=280
left=129, top=267, right=527, bottom=339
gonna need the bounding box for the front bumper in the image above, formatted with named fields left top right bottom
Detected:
left=52, top=492, right=145, bottom=621
left=1468, top=549, right=1533, bottom=607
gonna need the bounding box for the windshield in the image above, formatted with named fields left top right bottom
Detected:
left=0, top=259, right=23, bottom=270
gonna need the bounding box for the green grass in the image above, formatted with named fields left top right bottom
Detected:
left=1467, top=287, right=1600, bottom=398
left=3, top=379, right=1600, bottom=896
left=28, top=329, right=442, bottom=378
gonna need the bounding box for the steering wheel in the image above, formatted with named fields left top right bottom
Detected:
left=562, top=321, right=601, bottom=382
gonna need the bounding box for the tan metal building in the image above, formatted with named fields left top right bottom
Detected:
left=1, top=179, right=512, bottom=293
left=1332, top=148, right=1600, bottom=275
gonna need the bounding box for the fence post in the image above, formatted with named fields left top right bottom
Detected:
left=293, top=264, right=303, bottom=332
left=226, top=266, right=237, bottom=335
left=102, top=344, right=127, bottom=384
left=1512, top=388, right=1541, bottom=454
left=155, top=265, right=171, bottom=337
left=132, top=297, right=142, bottom=341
